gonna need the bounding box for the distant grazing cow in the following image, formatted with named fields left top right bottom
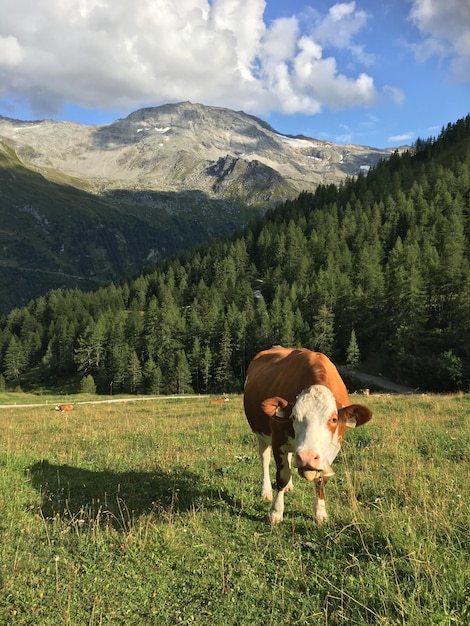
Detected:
left=55, top=404, right=74, bottom=412
left=243, top=346, right=372, bottom=524
left=210, top=397, right=229, bottom=404
left=358, top=388, right=371, bottom=396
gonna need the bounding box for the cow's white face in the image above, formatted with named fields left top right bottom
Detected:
left=261, top=384, right=372, bottom=483
left=291, top=385, right=344, bottom=479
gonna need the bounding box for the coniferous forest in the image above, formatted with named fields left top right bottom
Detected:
left=1, top=115, right=470, bottom=394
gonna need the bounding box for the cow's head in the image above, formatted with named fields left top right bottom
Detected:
left=261, top=385, right=372, bottom=480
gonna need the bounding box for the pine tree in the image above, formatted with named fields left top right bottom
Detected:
left=102, top=311, right=128, bottom=394
left=143, top=296, right=161, bottom=361
left=311, top=305, right=335, bottom=355
left=175, top=350, right=192, bottom=394
left=110, top=343, right=129, bottom=394
left=3, top=336, right=27, bottom=380
left=253, top=291, right=271, bottom=352
left=280, top=305, right=296, bottom=347
left=437, top=350, right=463, bottom=390
left=201, top=344, right=212, bottom=392
left=142, top=358, right=162, bottom=394
left=80, top=374, right=97, bottom=394
left=384, top=238, right=426, bottom=356
left=48, top=317, right=76, bottom=373
left=213, top=321, right=234, bottom=391
left=74, top=317, right=107, bottom=376
left=346, top=329, right=360, bottom=369
left=126, top=350, right=142, bottom=394
left=189, top=336, right=202, bottom=392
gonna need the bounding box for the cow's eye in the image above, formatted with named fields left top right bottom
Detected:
left=330, top=416, right=338, bottom=424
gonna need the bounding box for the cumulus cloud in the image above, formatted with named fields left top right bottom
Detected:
left=0, top=0, right=379, bottom=118
left=0, top=36, right=23, bottom=66
left=409, top=0, right=470, bottom=81
left=308, top=1, right=374, bottom=66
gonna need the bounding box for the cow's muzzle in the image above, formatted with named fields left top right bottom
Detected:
left=296, top=460, right=335, bottom=480
left=297, top=468, right=322, bottom=481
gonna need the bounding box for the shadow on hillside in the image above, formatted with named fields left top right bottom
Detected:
left=27, top=459, right=226, bottom=529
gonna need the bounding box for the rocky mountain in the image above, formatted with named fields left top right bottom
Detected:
left=0, top=102, right=396, bottom=314
left=0, top=101, right=393, bottom=202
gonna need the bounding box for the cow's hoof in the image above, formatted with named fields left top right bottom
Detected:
left=315, top=515, right=329, bottom=524
left=262, top=492, right=273, bottom=501
left=267, top=513, right=283, bottom=525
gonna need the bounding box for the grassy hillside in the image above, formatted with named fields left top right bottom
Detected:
left=0, top=141, right=257, bottom=314
left=1, top=393, right=469, bottom=624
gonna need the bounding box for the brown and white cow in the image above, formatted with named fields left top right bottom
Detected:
left=55, top=404, right=74, bottom=412
left=243, top=346, right=372, bottom=524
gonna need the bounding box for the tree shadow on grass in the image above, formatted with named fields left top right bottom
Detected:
left=27, top=459, right=223, bottom=530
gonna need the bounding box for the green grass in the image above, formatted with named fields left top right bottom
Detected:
left=1, top=394, right=469, bottom=625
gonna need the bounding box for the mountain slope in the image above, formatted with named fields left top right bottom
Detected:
left=0, top=102, right=395, bottom=314
left=0, top=140, right=252, bottom=314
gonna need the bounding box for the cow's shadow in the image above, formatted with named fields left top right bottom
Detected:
left=27, top=460, right=226, bottom=530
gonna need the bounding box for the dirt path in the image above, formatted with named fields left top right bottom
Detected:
left=0, top=395, right=203, bottom=409
left=1, top=372, right=417, bottom=411
left=339, top=368, right=417, bottom=394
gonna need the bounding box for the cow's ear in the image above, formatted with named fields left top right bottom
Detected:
left=261, top=397, right=293, bottom=420
left=339, top=404, right=372, bottom=428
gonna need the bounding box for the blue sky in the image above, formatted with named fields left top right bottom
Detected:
left=0, top=0, right=468, bottom=148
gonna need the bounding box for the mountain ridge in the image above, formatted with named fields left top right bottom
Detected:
left=0, top=101, right=396, bottom=202
left=0, top=101, right=398, bottom=314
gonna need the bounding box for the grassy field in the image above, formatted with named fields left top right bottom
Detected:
left=1, top=393, right=469, bottom=625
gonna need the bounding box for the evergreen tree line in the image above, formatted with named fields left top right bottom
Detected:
left=1, top=114, right=470, bottom=393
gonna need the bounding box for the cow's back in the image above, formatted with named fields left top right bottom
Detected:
left=243, top=347, right=349, bottom=434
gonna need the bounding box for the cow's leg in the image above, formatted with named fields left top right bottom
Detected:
left=269, top=488, right=286, bottom=524
left=285, top=452, right=294, bottom=492
left=256, top=433, right=273, bottom=501
left=269, top=444, right=292, bottom=524
left=315, top=476, right=329, bottom=523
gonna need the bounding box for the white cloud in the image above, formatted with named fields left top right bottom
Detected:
left=388, top=132, right=415, bottom=143
left=0, top=0, right=381, bottom=119
left=264, top=16, right=301, bottom=61
left=335, top=133, right=353, bottom=143
left=0, top=35, right=23, bottom=66
left=309, top=1, right=374, bottom=66
left=409, top=0, right=470, bottom=81
left=383, top=85, right=405, bottom=106
left=359, top=114, right=379, bottom=128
